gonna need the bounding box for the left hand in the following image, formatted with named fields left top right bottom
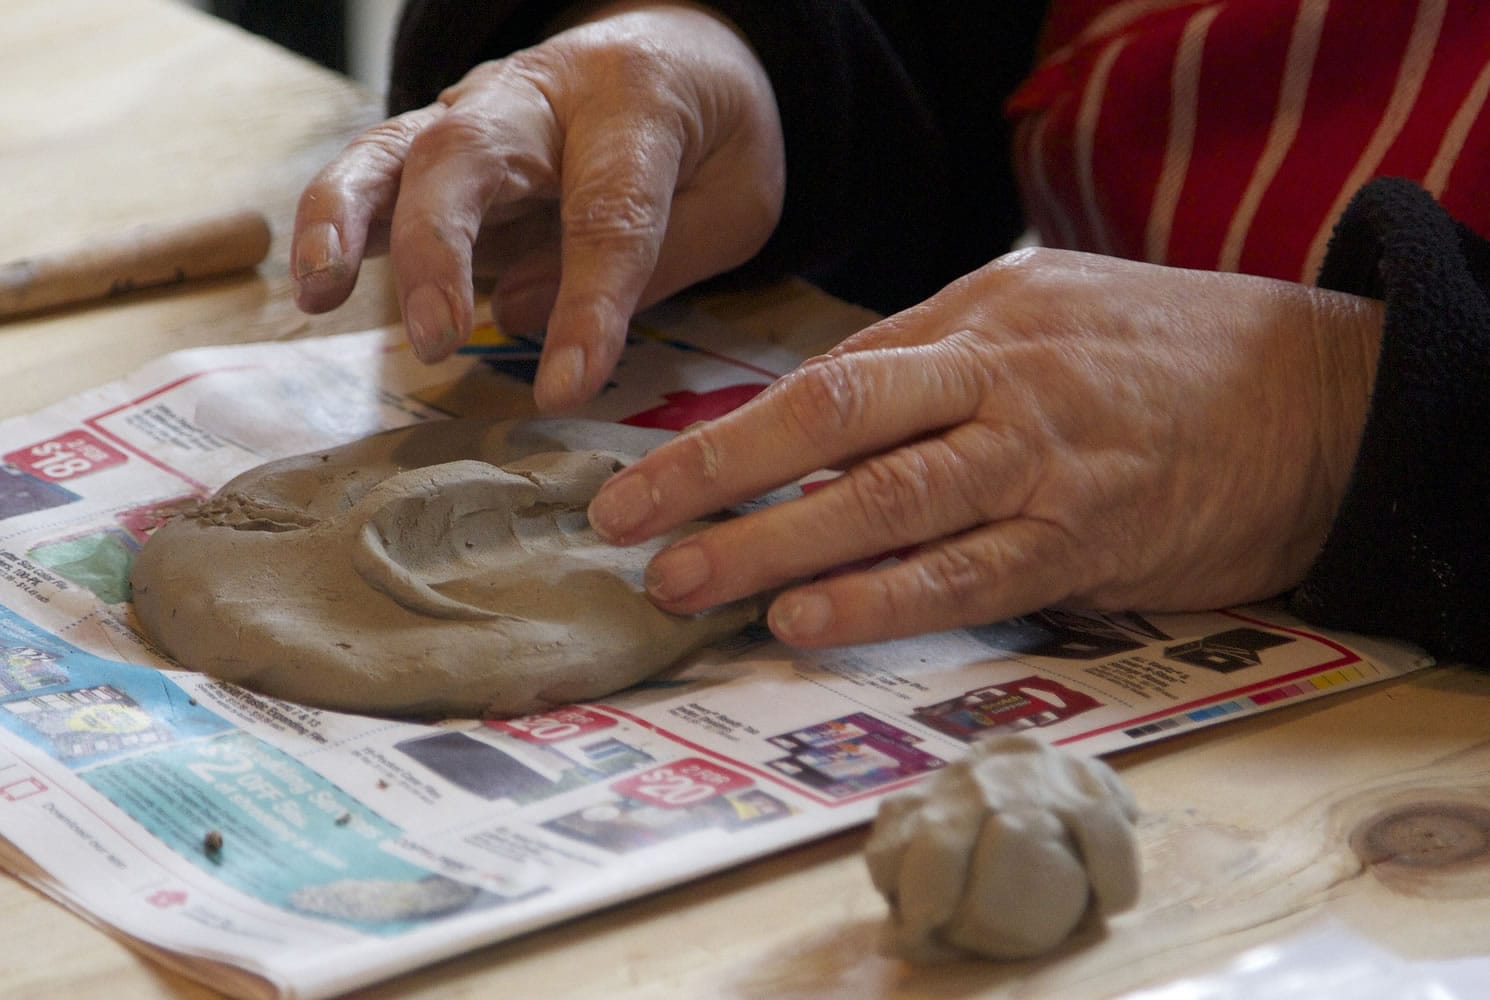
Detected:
left=587, top=247, right=1384, bottom=646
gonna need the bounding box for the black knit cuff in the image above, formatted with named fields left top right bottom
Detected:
left=1291, top=177, right=1490, bottom=662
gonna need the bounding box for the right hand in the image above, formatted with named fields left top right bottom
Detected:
left=291, top=2, right=785, bottom=412
left=588, top=249, right=1383, bottom=647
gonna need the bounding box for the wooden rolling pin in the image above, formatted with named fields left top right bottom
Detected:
left=0, top=208, right=272, bottom=319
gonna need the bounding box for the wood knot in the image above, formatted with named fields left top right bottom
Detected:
left=1352, top=802, right=1490, bottom=868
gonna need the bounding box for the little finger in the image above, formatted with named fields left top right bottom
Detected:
left=390, top=90, right=559, bottom=363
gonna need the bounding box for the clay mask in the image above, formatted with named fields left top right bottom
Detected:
left=129, top=419, right=762, bottom=717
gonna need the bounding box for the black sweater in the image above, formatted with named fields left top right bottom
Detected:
left=387, top=2, right=1490, bottom=664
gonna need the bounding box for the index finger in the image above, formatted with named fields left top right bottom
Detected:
left=530, top=108, right=684, bottom=411
left=389, top=89, right=559, bottom=363
left=587, top=334, right=989, bottom=544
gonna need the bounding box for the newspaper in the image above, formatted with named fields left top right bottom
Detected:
left=0, top=304, right=1431, bottom=998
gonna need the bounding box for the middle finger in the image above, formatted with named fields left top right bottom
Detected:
left=641, top=420, right=1033, bottom=613
left=390, top=86, right=560, bottom=362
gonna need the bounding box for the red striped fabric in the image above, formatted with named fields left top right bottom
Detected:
left=1008, top=0, right=1490, bottom=282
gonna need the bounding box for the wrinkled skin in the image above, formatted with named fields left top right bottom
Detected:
left=291, top=2, right=784, bottom=411
left=588, top=248, right=1383, bottom=647
left=292, top=3, right=1386, bottom=648
left=290, top=3, right=1394, bottom=958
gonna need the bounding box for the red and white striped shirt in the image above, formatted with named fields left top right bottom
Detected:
left=1009, top=0, right=1490, bottom=283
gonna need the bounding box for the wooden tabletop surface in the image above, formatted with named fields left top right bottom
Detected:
left=3, top=2, right=1490, bottom=997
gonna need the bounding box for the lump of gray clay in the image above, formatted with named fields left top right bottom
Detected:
left=130, top=418, right=762, bottom=718
left=864, top=734, right=1140, bottom=961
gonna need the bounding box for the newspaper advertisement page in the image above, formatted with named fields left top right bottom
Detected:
left=0, top=308, right=1432, bottom=998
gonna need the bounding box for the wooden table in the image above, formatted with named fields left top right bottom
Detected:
left=4, top=2, right=1490, bottom=997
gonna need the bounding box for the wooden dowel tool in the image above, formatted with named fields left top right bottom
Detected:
left=0, top=208, right=272, bottom=320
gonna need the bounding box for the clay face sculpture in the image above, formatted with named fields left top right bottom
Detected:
left=130, top=419, right=762, bottom=718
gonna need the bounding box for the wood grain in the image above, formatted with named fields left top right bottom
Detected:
left=0, top=209, right=272, bottom=318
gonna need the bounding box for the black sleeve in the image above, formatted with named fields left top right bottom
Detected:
left=387, top=2, right=1047, bottom=314
left=1292, top=177, right=1490, bottom=664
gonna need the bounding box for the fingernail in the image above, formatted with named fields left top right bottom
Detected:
left=405, top=285, right=459, bottom=362
left=589, top=472, right=657, bottom=541
left=770, top=592, right=833, bottom=641
left=294, top=222, right=343, bottom=284
left=645, top=544, right=710, bottom=602
left=538, top=344, right=587, bottom=408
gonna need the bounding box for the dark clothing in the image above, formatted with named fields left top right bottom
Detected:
left=388, top=2, right=1489, bottom=664
left=389, top=1, right=1049, bottom=313
left=1298, top=179, right=1490, bottom=664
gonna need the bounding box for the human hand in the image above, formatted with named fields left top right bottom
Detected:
left=587, top=248, right=1384, bottom=645
left=291, top=2, right=784, bottom=411
left=864, top=734, right=1139, bottom=961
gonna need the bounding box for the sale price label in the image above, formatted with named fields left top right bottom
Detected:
left=612, top=758, right=750, bottom=808
left=488, top=707, right=616, bottom=744
left=5, top=431, right=127, bottom=482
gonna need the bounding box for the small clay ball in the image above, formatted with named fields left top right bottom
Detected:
left=864, top=734, right=1140, bottom=961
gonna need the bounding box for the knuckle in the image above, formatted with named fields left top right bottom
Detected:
left=561, top=179, right=666, bottom=243
left=777, top=358, right=867, bottom=449
left=406, top=109, right=558, bottom=205
left=862, top=570, right=928, bottom=634
left=440, top=58, right=509, bottom=99
left=843, top=452, right=935, bottom=539
left=559, top=32, right=676, bottom=98
left=413, top=109, right=504, bottom=161
left=414, top=96, right=554, bottom=169
left=998, top=244, right=1056, bottom=272
left=467, top=39, right=676, bottom=119
left=983, top=244, right=1059, bottom=281
left=344, top=112, right=429, bottom=167
left=912, top=543, right=991, bottom=607
left=441, top=50, right=556, bottom=105
left=944, top=246, right=1056, bottom=314
left=939, top=425, right=1030, bottom=520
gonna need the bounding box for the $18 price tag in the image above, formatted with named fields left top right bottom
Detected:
left=5, top=431, right=127, bottom=482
